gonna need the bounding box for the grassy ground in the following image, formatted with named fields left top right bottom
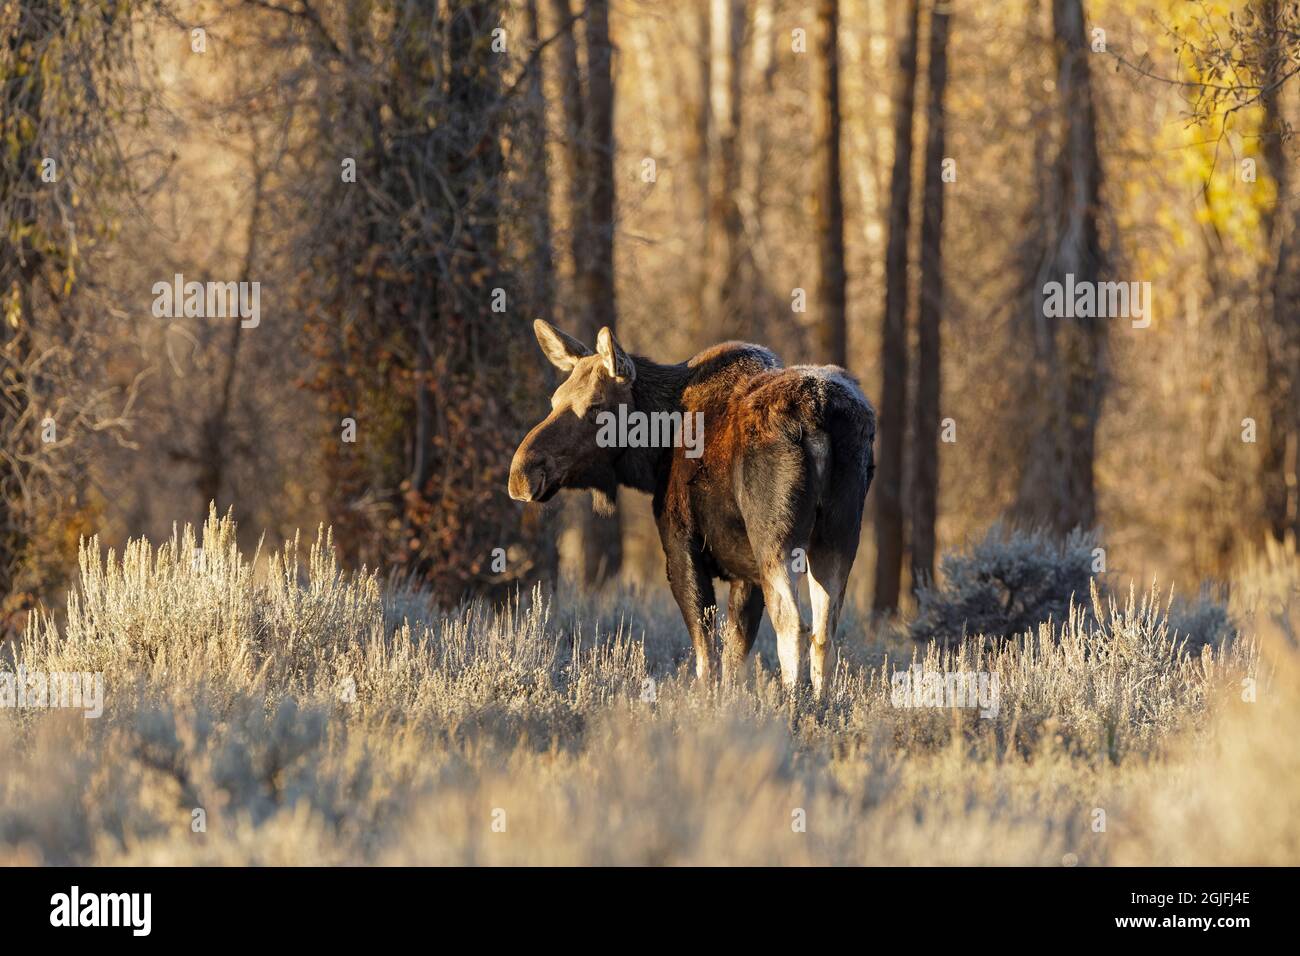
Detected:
left=1, top=513, right=1297, bottom=865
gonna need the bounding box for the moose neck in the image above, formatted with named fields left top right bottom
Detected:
left=614, top=354, right=692, bottom=495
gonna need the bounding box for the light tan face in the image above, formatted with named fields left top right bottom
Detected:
left=549, top=356, right=625, bottom=419
left=508, top=322, right=635, bottom=505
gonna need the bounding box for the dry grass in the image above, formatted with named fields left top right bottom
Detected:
left=1, top=511, right=1297, bottom=865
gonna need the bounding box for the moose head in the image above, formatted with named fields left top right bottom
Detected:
left=508, top=319, right=637, bottom=516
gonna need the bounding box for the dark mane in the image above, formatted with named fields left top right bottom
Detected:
left=615, top=343, right=781, bottom=494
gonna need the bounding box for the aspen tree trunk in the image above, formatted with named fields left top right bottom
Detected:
left=873, top=0, right=921, bottom=611
left=1016, top=0, right=1106, bottom=534
left=910, top=0, right=951, bottom=591
left=813, top=0, right=848, bottom=367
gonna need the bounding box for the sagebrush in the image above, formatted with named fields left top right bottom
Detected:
left=1, top=512, right=1297, bottom=865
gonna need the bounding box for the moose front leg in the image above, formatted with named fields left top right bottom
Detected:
left=721, top=579, right=765, bottom=685
left=662, top=540, right=719, bottom=682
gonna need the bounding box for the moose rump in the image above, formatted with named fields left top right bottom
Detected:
left=509, top=320, right=876, bottom=698
left=681, top=364, right=876, bottom=695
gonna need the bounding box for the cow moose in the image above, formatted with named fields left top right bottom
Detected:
left=508, top=320, right=876, bottom=699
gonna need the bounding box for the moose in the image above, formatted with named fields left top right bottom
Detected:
left=509, top=321, right=876, bottom=698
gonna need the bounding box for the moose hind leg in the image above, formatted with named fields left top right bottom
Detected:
left=761, top=564, right=807, bottom=689
left=807, top=556, right=848, bottom=700
left=806, top=458, right=867, bottom=700
left=740, top=442, right=816, bottom=691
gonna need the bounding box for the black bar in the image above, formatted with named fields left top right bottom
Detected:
left=0, top=866, right=1281, bottom=942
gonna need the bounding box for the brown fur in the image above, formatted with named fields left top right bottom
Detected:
left=510, top=321, right=876, bottom=695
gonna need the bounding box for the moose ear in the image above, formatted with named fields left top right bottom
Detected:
left=596, top=327, right=636, bottom=383
left=534, top=319, right=592, bottom=372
